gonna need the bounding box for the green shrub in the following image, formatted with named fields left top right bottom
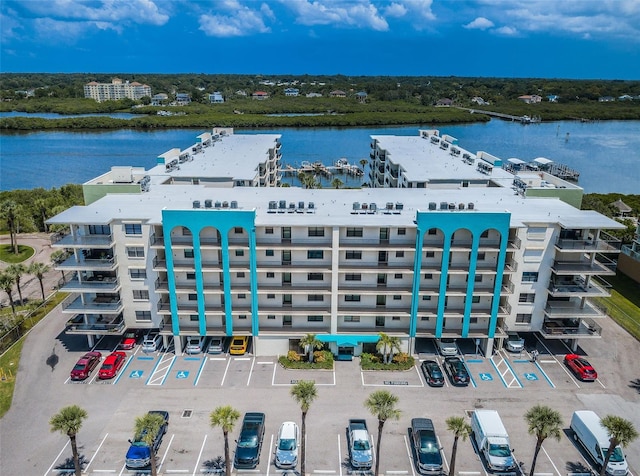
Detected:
left=360, top=352, right=415, bottom=371
left=287, top=350, right=302, bottom=362
left=278, top=350, right=334, bottom=370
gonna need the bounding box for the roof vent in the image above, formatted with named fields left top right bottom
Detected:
left=204, top=199, right=212, bottom=208
left=458, top=203, right=465, bottom=210
left=448, top=203, right=456, bottom=210
left=386, top=202, right=394, bottom=210
left=268, top=201, right=277, bottom=210
left=429, top=202, right=437, bottom=210
left=395, top=202, right=404, bottom=211
left=193, top=200, right=201, bottom=209
left=230, top=201, right=238, bottom=209
left=440, top=202, right=448, bottom=210
left=353, top=202, right=361, bottom=210
left=361, top=203, right=368, bottom=210
left=370, top=203, right=377, bottom=211
left=222, top=201, right=229, bottom=208
left=298, top=201, right=305, bottom=209
left=215, top=201, right=221, bottom=208
left=279, top=200, right=286, bottom=209
left=468, top=202, right=475, bottom=210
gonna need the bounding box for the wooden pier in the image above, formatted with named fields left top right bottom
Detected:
left=458, top=107, right=541, bottom=123
left=282, top=159, right=364, bottom=178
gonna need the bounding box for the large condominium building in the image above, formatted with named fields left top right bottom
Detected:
left=84, top=78, right=152, bottom=102
left=48, top=128, right=623, bottom=357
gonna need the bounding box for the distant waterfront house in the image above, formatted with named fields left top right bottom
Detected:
left=330, top=90, right=346, bottom=98
left=517, top=95, right=542, bottom=104
left=471, top=96, right=488, bottom=105
left=436, top=98, right=453, bottom=106
left=599, top=96, right=615, bottom=102
left=618, top=94, right=633, bottom=101
left=356, top=91, right=368, bottom=103
left=209, top=92, right=224, bottom=103
left=151, top=93, right=169, bottom=106
left=610, top=199, right=633, bottom=218
left=547, top=95, right=559, bottom=102
left=235, top=90, right=247, bottom=97
left=284, top=88, right=299, bottom=97
left=175, top=93, right=191, bottom=105
left=306, top=92, right=323, bottom=98
left=252, top=91, right=270, bottom=100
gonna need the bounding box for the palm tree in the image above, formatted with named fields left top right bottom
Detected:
left=364, top=390, right=401, bottom=476
left=28, top=261, right=50, bottom=301
left=600, top=415, right=639, bottom=476
left=290, top=380, right=318, bottom=476
left=524, top=405, right=563, bottom=476
left=210, top=405, right=241, bottom=476
left=359, top=158, right=368, bottom=172
left=0, top=272, right=16, bottom=315
left=446, top=416, right=472, bottom=476
left=133, top=412, right=168, bottom=476
left=6, top=263, right=26, bottom=305
left=331, top=177, right=344, bottom=189
left=0, top=200, right=20, bottom=254
left=49, top=405, right=88, bottom=476
left=376, top=332, right=401, bottom=364
left=299, top=333, right=323, bottom=362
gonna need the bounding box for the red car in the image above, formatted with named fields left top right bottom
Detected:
left=70, top=351, right=102, bottom=381
left=564, top=353, right=598, bottom=381
left=98, top=351, right=127, bottom=379
left=120, top=330, right=139, bottom=350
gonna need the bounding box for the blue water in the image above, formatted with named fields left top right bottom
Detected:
left=1, top=121, right=638, bottom=193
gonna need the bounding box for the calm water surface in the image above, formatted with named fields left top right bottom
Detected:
left=1, top=120, right=638, bottom=193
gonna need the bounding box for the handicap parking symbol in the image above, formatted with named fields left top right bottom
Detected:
left=176, top=370, right=189, bottom=379
left=479, top=373, right=493, bottom=381
left=524, top=373, right=538, bottom=381
left=129, top=370, right=143, bottom=379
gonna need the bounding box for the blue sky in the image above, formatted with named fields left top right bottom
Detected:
left=2, top=0, right=639, bottom=79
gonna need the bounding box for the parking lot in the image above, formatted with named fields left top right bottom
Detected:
left=1, top=305, right=638, bottom=476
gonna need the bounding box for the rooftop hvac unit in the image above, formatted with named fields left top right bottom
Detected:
left=468, top=202, right=475, bottom=210
left=395, top=202, right=404, bottom=210
left=429, top=202, right=437, bottom=210
left=222, top=201, right=229, bottom=208
left=370, top=203, right=377, bottom=211
left=204, top=199, right=212, bottom=208
left=448, top=203, right=456, bottom=210
left=386, top=202, right=394, bottom=210
left=308, top=202, right=315, bottom=209
left=215, top=201, right=222, bottom=208
left=298, top=201, right=304, bottom=209
left=279, top=200, right=286, bottom=209
left=361, top=203, right=368, bottom=210
left=268, top=201, right=277, bottom=209
left=353, top=202, right=361, bottom=210
left=458, top=203, right=465, bottom=210
left=440, top=202, right=448, bottom=210
left=230, top=201, right=238, bottom=209
left=193, top=200, right=201, bottom=209
left=289, top=202, right=296, bottom=209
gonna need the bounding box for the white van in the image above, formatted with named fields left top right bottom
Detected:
left=142, top=333, right=162, bottom=353
left=275, top=421, right=299, bottom=469
left=570, top=411, right=629, bottom=476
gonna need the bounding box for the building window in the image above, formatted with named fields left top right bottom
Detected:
left=234, top=227, right=243, bottom=234
left=237, top=272, right=245, bottom=278
left=190, top=314, right=199, bottom=322
left=308, top=294, right=324, bottom=302
left=184, top=249, right=194, bottom=258
left=308, top=273, right=324, bottom=281
left=393, top=295, right=402, bottom=300
left=396, top=251, right=404, bottom=258
left=519, top=293, right=535, bottom=303
left=307, top=316, right=323, bottom=322
left=428, top=228, right=437, bottom=235
left=346, top=227, right=363, bottom=237
left=266, top=272, right=275, bottom=278
left=425, top=251, right=435, bottom=258
left=398, top=228, right=406, bottom=235
left=308, top=227, right=325, bottom=237
left=265, top=227, right=274, bottom=234
left=238, top=294, right=246, bottom=299
left=516, top=313, right=532, bottom=323
left=394, top=273, right=403, bottom=279
left=239, top=315, right=247, bottom=320
left=421, top=316, right=430, bottom=321
left=282, top=227, right=291, bottom=239
left=392, top=316, right=400, bottom=321
left=135, top=311, right=151, bottom=322
left=346, top=250, right=362, bottom=260
left=424, top=273, right=433, bottom=279
left=345, top=295, right=361, bottom=302
left=471, top=296, right=481, bottom=303
left=188, top=293, right=198, bottom=301
left=477, top=252, right=486, bottom=261
left=344, top=316, right=360, bottom=322
left=345, top=273, right=361, bottom=281
left=124, top=223, right=142, bottom=235
left=133, top=290, right=149, bottom=300
left=481, top=230, right=489, bottom=238
left=522, top=272, right=539, bottom=283
left=129, top=268, right=146, bottom=280
left=89, top=224, right=110, bottom=235
left=182, top=227, right=192, bottom=236
left=267, top=315, right=276, bottom=320
left=267, top=294, right=275, bottom=299
left=235, top=249, right=244, bottom=257
left=469, top=317, right=478, bottom=324
left=126, top=246, right=144, bottom=258
left=187, top=272, right=196, bottom=280
left=422, top=295, right=431, bottom=301
left=266, top=249, right=274, bottom=257
left=307, top=250, right=324, bottom=259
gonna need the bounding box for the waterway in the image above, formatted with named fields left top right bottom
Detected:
left=1, top=120, right=638, bottom=193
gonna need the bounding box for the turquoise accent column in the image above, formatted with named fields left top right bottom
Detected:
left=162, top=230, right=180, bottom=337
left=249, top=228, right=259, bottom=337
left=191, top=233, right=206, bottom=336
left=435, top=231, right=451, bottom=337
left=461, top=232, right=481, bottom=337
left=409, top=225, right=424, bottom=338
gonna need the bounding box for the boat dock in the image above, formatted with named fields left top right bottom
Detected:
left=458, top=107, right=541, bottom=123
left=503, top=157, right=580, bottom=181
left=282, top=159, right=364, bottom=178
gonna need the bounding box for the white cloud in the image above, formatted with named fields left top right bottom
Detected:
left=384, top=3, right=407, bottom=18
left=494, top=25, right=518, bottom=36
left=282, top=0, right=389, bottom=31
left=464, top=17, right=494, bottom=30
left=199, top=2, right=272, bottom=37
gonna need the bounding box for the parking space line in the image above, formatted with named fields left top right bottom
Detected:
left=266, top=433, right=274, bottom=476
left=247, top=356, right=256, bottom=386
left=192, top=434, right=208, bottom=476
left=596, top=378, right=606, bottom=389
left=193, top=355, right=208, bottom=386
left=114, top=355, right=135, bottom=384
left=463, top=360, right=477, bottom=388
left=146, top=353, right=176, bottom=386
left=158, top=433, right=175, bottom=471
left=43, top=440, right=69, bottom=476
left=433, top=357, right=450, bottom=388
left=437, top=435, right=448, bottom=473
left=403, top=434, right=416, bottom=476
left=84, top=432, right=109, bottom=473
left=533, top=361, right=556, bottom=388
left=533, top=334, right=581, bottom=388
left=540, top=444, right=562, bottom=476
left=220, top=357, right=232, bottom=386
left=337, top=433, right=343, bottom=476
left=490, top=354, right=522, bottom=388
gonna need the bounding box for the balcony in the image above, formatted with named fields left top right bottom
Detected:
left=65, top=314, right=125, bottom=335
left=63, top=296, right=123, bottom=314
left=52, top=233, right=113, bottom=249
left=551, top=257, right=616, bottom=276
left=555, top=236, right=622, bottom=253
left=544, top=300, right=605, bottom=318
left=548, top=277, right=611, bottom=298
left=57, top=256, right=116, bottom=271
left=540, top=319, right=602, bottom=338
left=507, top=236, right=521, bottom=250
left=61, top=276, right=120, bottom=293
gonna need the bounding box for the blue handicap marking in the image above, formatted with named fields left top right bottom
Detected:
left=479, top=373, right=493, bottom=381
left=176, top=370, right=190, bottom=379
left=129, top=370, right=143, bottom=379
left=524, top=373, right=538, bottom=381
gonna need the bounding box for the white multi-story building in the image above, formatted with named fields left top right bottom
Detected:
left=84, top=78, right=152, bottom=102
left=48, top=129, right=623, bottom=357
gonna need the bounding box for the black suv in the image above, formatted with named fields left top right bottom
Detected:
left=234, top=412, right=266, bottom=469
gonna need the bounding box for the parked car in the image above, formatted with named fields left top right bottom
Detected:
left=436, top=338, right=458, bottom=356
left=98, top=351, right=127, bottom=379
left=275, top=421, right=299, bottom=469
left=234, top=412, right=266, bottom=469
left=125, top=410, right=169, bottom=469
left=564, top=354, right=598, bottom=381
left=411, top=418, right=443, bottom=475
left=70, top=351, right=102, bottom=381
left=120, top=330, right=139, bottom=350
left=142, top=332, right=162, bottom=353
left=420, top=360, right=445, bottom=387
left=505, top=332, right=525, bottom=352
left=443, top=356, right=470, bottom=386
left=230, top=336, right=249, bottom=355
left=185, top=336, right=204, bottom=354
left=207, top=336, right=224, bottom=354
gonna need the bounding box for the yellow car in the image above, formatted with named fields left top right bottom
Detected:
left=229, top=336, right=249, bottom=355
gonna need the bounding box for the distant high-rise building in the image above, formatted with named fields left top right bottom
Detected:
left=84, top=78, right=152, bottom=102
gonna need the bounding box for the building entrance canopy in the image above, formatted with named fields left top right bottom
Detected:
left=316, top=334, right=380, bottom=347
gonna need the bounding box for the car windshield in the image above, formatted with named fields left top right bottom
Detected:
left=353, top=440, right=370, bottom=450
left=101, top=364, right=113, bottom=370
left=607, top=447, right=624, bottom=462
left=278, top=438, right=296, bottom=451
left=419, top=436, right=439, bottom=454
left=488, top=444, right=511, bottom=457
left=73, top=363, right=86, bottom=371
left=238, top=435, right=258, bottom=448
left=232, top=339, right=244, bottom=346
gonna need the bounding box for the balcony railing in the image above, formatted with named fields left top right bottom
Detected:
left=63, top=296, right=123, bottom=314
left=61, top=276, right=119, bottom=293
left=544, top=300, right=605, bottom=318
left=551, top=257, right=616, bottom=275
left=65, top=315, right=125, bottom=335
left=52, top=233, right=113, bottom=248
left=57, top=256, right=116, bottom=270
left=555, top=237, right=622, bottom=253
left=548, top=277, right=611, bottom=298
left=541, top=319, right=602, bottom=338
